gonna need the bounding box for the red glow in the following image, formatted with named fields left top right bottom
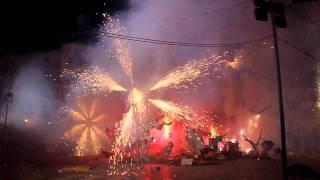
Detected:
left=147, top=116, right=190, bottom=158
left=202, top=136, right=210, bottom=146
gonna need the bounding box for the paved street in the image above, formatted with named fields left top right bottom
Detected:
left=15, top=159, right=283, bottom=180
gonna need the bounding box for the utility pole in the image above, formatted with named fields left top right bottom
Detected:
left=253, top=0, right=288, bottom=179
left=4, top=87, right=13, bottom=137
left=271, top=13, right=289, bottom=180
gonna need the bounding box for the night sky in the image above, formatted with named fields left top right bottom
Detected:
left=0, top=0, right=130, bottom=54
left=0, top=0, right=130, bottom=95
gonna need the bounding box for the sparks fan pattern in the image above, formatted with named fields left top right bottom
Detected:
left=64, top=100, right=106, bottom=156
left=64, top=15, right=226, bottom=173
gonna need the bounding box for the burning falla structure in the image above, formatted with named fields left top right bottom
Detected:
left=53, top=15, right=280, bottom=176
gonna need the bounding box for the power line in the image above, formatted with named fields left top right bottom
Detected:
left=204, top=1, right=251, bottom=14
left=112, top=1, right=251, bottom=27
left=278, top=37, right=320, bottom=63
left=88, top=31, right=272, bottom=48
left=75, top=1, right=262, bottom=48
left=157, top=1, right=251, bottom=23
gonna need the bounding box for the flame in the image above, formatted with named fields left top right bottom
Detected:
left=149, top=55, right=223, bottom=91
left=210, top=127, right=217, bottom=138
left=247, top=114, right=261, bottom=135
left=245, top=148, right=252, bottom=154
left=230, top=138, right=236, bottom=143
left=227, top=58, right=240, bottom=69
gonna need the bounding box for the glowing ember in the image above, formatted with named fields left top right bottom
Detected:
left=227, top=58, right=240, bottom=69
left=245, top=148, right=252, bottom=154
left=240, top=129, right=245, bottom=135
left=247, top=114, right=261, bottom=135
left=64, top=100, right=106, bottom=156
left=210, top=127, right=218, bottom=138
left=149, top=55, right=224, bottom=91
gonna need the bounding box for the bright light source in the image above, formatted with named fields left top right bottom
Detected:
left=240, top=129, right=245, bottom=135
left=245, top=148, right=252, bottom=154
left=24, top=118, right=29, bottom=123
left=210, top=127, right=217, bottom=138
left=227, top=59, right=240, bottom=69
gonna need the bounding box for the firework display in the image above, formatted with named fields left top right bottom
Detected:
left=3, top=1, right=320, bottom=179
left=58, top=15, right=269, bottom=176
